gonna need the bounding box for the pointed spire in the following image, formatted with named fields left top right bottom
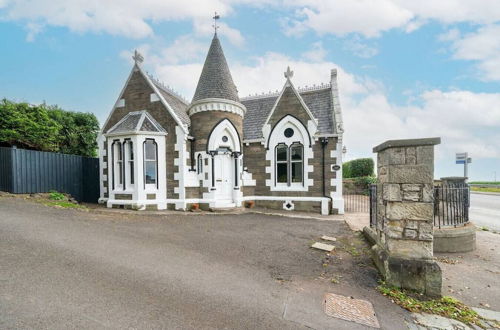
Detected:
left=191, top=34, right=239, bottom=103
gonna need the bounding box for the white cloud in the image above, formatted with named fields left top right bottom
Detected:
left=0, top=0, right=239, bottom=40
left=139, top=44, right=500, bottom=162
left=282, top=0, right=500, bottom=37
left=343, top=37, right=378, bottom=58
left=442, top=25, right=500, bottom=81
left=301, top=41, right=327, bottom=62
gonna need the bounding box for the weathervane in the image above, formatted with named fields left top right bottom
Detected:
left=284, top=66, right=294, bottom=79
left=132, top=49, right=144, bottom=65
left=213, top=12, right=220, bottom=34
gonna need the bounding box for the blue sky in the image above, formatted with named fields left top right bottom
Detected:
left=1, top=0, right=500, bottom=181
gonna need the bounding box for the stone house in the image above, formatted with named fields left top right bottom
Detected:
left=98, top=33, right=345, bottom=214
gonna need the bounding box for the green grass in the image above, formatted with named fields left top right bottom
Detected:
left=469, top=181, right=500, bottom=185
left=471, top=186, right=500, bottom=193
left=43, top=201, right=86, bottom=209
left=377, top=283, right=480, bottom=326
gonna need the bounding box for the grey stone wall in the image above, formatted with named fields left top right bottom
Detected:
left=371, top=137, right=442, bottom=297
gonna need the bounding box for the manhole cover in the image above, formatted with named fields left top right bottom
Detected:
left=324, top=293, right=380, bottom=328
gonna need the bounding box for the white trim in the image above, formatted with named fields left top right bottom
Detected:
left=173, top=126, right=188, bottom=210
left=265, top=115, right=314, bottom=192
left=150, top=93, right=160, bottom=102
left=100, top=63, right=188, bottom=135
left=207, top=118, right=241, bottom=153
left=116, top=98, right=125, bottom=108
left=262, top=77, right=318, bottom=132
left=165, top=195, right=330, bottom=215
left=330, top=139, right=344, bottom=214
left=187, top=98, right=247, bottom=117
left=100, top=65, right=138, bottom=133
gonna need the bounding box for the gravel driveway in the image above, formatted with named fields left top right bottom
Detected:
left=0, top=196, right=408, bottom=329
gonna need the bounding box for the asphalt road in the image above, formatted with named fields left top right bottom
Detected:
left=470, top=192, right=500, bottom=231
left=0, top=197, right=408, bottom=330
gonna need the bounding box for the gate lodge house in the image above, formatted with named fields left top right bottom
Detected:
left=98, top=33, right=345, bottom=214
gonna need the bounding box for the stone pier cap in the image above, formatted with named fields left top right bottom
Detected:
left=373, top=137, right=441, bottom=153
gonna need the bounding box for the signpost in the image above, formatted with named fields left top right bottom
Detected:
left=456, top=152, right=472, bottom=178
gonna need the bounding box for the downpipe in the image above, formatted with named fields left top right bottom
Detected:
left=320, top=137, right=333, bottom=214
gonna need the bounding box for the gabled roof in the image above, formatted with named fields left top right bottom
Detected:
left=151, top=80, right=190, bottom=127
left=106, top=110, right=166, bottom=135
left=191, top=34, right=239, bottom=103
left=242, top=86, right=335, bottom=140
left=100, top=63, right=190, bottom=135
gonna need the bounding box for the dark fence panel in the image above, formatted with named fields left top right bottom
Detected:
left=369, top=184, right=377, bottom=228
left=0, top=147, right=13, bottom=191
left=0, top=147, right=99, bottom=203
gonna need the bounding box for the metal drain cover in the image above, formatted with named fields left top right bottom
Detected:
left=324, top=293, right=380, bottom=328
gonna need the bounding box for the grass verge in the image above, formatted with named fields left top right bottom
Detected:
left=377, top=283, right=481, bottom=326
left=471, top=186, right=500, bottom=193
left=41, top=200, right=87, bottom=209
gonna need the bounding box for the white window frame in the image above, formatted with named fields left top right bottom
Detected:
left=143, top=139, right=158, bottom=190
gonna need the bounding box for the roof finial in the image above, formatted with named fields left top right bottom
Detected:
left=212, top=12, right=220, bottom=35
left=284, top=66, right=294, bottom=79
left=132, top=49, right=144, bottom=65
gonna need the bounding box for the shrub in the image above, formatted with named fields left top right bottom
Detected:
left=343, top=158, right=374, bottom=178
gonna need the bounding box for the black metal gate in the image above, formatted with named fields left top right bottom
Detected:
left=369, top=184, right=377, bottom=227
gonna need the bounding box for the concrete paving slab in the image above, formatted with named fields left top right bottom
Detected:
left=321, top=235, right=337, bottom=242
left=312, top=242, right=335, bottom=252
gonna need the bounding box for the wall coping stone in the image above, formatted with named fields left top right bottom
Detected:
left=373, top=137, right=441, bottom=153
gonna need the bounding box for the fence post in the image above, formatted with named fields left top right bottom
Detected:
left=369, top=137, right=442, bottom=297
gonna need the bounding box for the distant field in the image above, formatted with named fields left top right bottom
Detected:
left=469, top=181, right=500, bottom=185
left=471, top=186, right=500, bottom=193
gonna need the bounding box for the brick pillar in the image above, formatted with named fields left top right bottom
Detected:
left=371, top=137, right=442, bottom=297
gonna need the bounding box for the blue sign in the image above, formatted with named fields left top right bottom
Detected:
left=456, top=160, right=465, bottom=164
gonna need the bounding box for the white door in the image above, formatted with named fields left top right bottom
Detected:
left=215, top=154, right=233, bottom=201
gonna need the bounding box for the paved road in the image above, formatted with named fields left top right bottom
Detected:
left=470, top=192, right=500, bottom=231
left=0, top=197, right=408, bottom=329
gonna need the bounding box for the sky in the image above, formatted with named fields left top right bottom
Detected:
left=1, top=0, right=499, bottom=181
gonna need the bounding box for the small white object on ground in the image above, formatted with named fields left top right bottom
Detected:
left=311, top=242, right=335, bottom=252
left=321, top=235, right=337, bottom=242
left=472, top=307, right=500, bottom=322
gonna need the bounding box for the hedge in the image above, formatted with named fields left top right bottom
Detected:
left=343, top=158, right=374, bottom=178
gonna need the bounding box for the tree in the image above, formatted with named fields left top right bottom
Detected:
left=0, top=99, right=60, bottom=151
left=343, top=158, right=374, bottom=178
left=0, top=99, right=99, bottom=157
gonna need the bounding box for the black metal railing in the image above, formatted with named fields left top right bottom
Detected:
left=343, top=193, right=370, bottom=213
left=433, top=184, right=470, bottom=228
left=369, top=184, right=377, bottom=228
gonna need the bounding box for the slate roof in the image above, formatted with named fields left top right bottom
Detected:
left=192, top=34, right=239, bottom=103
left=107, top=110, right=165, bottom=134
left=152, top=81, right=191, bottom=127
left=241, top=87, right=335, bottom=140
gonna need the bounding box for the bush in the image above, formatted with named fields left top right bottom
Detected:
left=0, top=99, right=99, bottom=157
left=49, top=191, right=66, bottom=201
left=343, top=158, right=374, bottom=178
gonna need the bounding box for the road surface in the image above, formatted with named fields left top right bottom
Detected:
left=0, top=197, right=408, bottom=329
left=470, top=192, right=500, bottom=231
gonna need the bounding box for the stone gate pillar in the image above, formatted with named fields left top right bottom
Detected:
left=371, top=137, right=442, bottom=297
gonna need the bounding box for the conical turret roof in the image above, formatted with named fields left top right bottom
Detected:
left=192, top=34, right=239, bottom=103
